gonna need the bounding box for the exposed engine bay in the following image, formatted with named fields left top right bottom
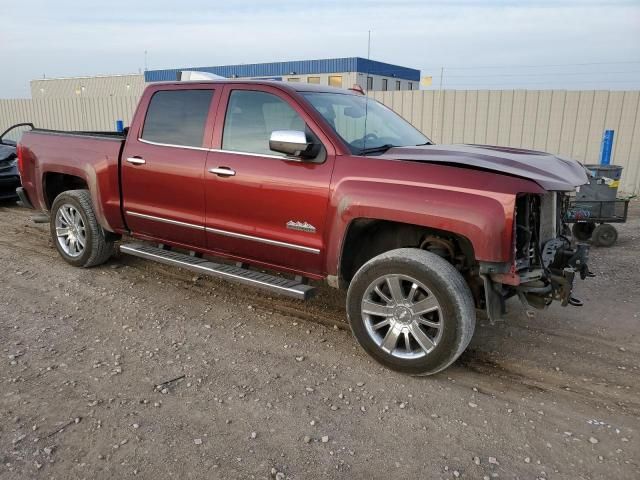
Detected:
left=483, top=192, right=593, bottom=321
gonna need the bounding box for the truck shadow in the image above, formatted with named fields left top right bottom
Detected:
left=0, top=198, right=19, bottom=208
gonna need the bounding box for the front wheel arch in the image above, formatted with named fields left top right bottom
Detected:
left=337, top=218, right=477, bottom=287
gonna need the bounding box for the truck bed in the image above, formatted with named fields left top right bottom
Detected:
left=19, top=128, right=126, bottom=232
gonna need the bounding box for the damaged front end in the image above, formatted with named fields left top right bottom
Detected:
left=482, top=192, right=593, bottom=321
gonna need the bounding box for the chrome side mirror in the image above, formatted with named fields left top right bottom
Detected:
left=269, top=130, right=312, bottom=158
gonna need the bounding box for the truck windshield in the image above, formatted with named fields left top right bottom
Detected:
left=303, top=92, right=431, bottom=155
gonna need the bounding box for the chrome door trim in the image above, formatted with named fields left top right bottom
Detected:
left=126, top=211, right=204, bottom=230
left=125, top=211, right=320, bottom=254
left=209, top=148, right=284, bottom=160
left=138, top=137, right=210, bottom=152
left=205, top=227, right=320, bottom=254
left=137, top=138, right=285, bottom=159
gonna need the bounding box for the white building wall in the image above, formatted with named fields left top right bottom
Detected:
left=30, top=74, right=146, bottom=99
left=270, top=72, right=360, bottom=89
left=354, top=74, right=417, bottom=92
left=27, top=71, right=415, bottom=97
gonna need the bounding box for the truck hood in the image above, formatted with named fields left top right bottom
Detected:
left=379, top=144, right=589, bottom=191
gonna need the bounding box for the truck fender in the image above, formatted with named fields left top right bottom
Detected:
left=41, top=164, right=115, bottom=233
left=324, top=180, right=517, bottom=277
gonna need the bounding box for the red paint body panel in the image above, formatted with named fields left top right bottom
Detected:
left=19, top=131, right=125, bottom=231
left=19, top=80, right=557, bottom=281
left=203, top=83, right=337, bottom=275
left=324, top=156, right=545, bottom=273
left=119, top=84, right=221, bottom=247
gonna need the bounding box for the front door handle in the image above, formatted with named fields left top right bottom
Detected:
left=126, top=157, right=146, bottom=165
left=209, top=167, right=236, bottom=177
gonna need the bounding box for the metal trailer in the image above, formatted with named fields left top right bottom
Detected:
left=565, top=198, right=632, bottom=247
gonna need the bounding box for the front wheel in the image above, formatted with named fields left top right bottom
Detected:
left=50, top=189, right=114, bottom=267
left=346, top=248, right=476, bottom=376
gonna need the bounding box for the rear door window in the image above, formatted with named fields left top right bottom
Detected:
left=141, top=90, right=213, bottom=147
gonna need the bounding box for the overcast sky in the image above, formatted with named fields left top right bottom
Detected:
left=1, top=0, right=639, bottom=97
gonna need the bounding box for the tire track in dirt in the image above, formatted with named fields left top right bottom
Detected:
left=3, top=204, right=639, bottom=418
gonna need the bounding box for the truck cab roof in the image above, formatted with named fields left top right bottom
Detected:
left=146, top=79, right=360, bottom=95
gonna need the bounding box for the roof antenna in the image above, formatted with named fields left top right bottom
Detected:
left=362, top=30, right=371, bottom=153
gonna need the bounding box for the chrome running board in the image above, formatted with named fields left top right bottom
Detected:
left=119, top=243, right=315, bottom=300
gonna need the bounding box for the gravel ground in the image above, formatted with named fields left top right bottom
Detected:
left=1, top=200, right=638, bottom=480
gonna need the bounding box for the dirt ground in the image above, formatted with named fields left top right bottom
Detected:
left=1, top=200, right=638, bottom=480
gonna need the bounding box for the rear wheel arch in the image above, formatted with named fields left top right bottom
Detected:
left=42, top=171, right=118, bottom=238
left=43, top=172, right=88, bottom=209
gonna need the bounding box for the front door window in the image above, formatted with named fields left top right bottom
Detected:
left=221, top=90, right=306, bottom=156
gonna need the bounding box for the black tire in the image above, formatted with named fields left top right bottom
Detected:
left=572, top=222, right=595, bottom=241
left=592, top=223, right=618, bottom=247
left=50, top=189, right=114, bottom=267
left=346, top=248, right=476, bottom=376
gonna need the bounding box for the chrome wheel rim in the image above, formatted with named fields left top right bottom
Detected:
left=55, top=204, right=86, bottom=257
left=361, top=274, right=443, bottom=360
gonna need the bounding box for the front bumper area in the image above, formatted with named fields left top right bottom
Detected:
left=516, top=237, right=591, bottom=308
left=482, top=236, right=592, bottom=322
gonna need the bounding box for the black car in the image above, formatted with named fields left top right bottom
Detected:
left=0, top=123, right=33, bottom=201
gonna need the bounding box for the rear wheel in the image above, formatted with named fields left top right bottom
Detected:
left=346, top=248, right=475, bottom=376
left=592, top=223, right=618, bottom=247
left=50, top=189, right=114, bottom=267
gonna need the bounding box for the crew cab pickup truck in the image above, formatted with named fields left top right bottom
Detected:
left=16, top=80, right=591, bottom=375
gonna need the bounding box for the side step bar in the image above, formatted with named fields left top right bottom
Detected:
left=119, top=243, right=316, bottom=300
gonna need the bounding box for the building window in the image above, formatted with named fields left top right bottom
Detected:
left=328, top=76, right=342, bottom=88
left=396, top=80, right=401, bottom=90
left=408, top=82, right=413, bottom=90
left=382, top=79, right=388, bottom=91
left=222, top=90, right=305, bottom=157
left=141, top=89, right=214, bottom=147
left=287, top=77, right=300, bottom=82
left=307, top=77, right=320, bottom=84
left=366, top=76, right=373, bottom=90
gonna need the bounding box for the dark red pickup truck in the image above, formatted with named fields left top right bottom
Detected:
left=17, top=80, right=591, bottom=375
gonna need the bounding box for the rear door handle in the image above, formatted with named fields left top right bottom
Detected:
left=209, top=167, right=236, bottom=177
left=126, top=157, right=146, bottom=165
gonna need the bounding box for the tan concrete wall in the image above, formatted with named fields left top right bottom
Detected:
left=0, top=96, right=139, bottom=132
left=1, top=89, right=639, bottom=193
left=370, top=90, right=640, bottom=194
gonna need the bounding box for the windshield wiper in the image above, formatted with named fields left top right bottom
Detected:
left=358, top=144, right=396, bottom=155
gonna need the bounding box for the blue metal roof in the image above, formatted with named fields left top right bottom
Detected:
left=145, top=57, right=420, bottom=82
